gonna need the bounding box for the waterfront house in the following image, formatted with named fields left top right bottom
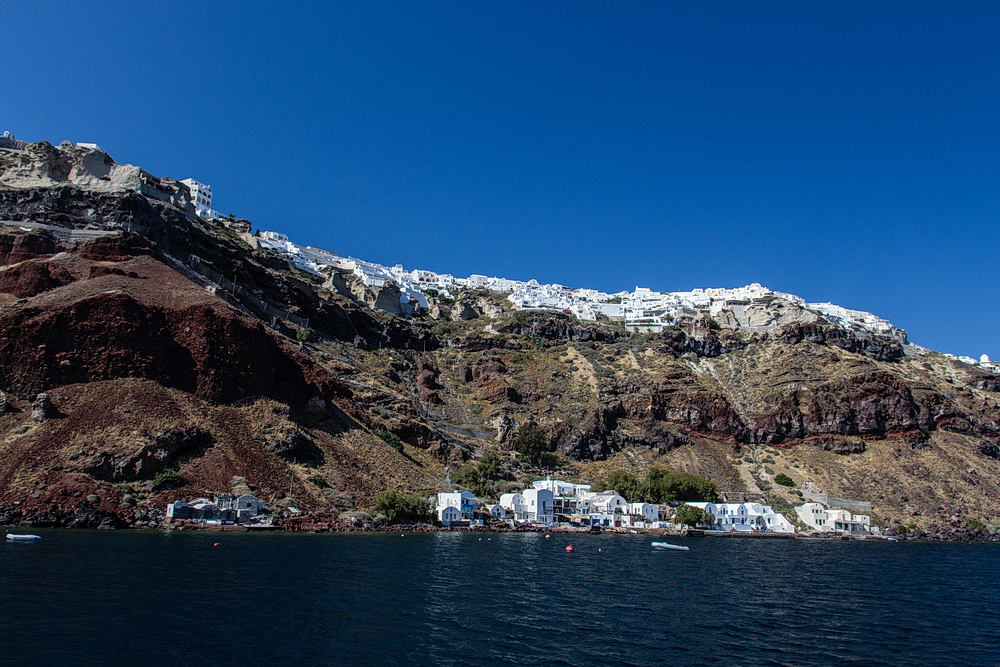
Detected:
left=685, top=501, right=795, bottom=533
left=627, top=502, right=659, bottom=526
left=532, top=478, right=594, bottom=524
left=796, top=503, right=871, bottom=534
left=166, top=500, right=191, bottom=520
left=499, top=492, right=528, bottom=522
left=583, top=491, right=629, bottom=527
left=488, top=504, right=510, bottom=520
left=522, top=488, right=554, bottom=524
left=436, top=491, right=477, bottom=524
left=166, top=494, right=266, bottom=524
left=439, top=506, right=463, bottom=526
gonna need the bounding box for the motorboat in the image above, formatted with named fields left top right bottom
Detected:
left=651, top=541, right=688, bottom=551
left=6, top=534, right=41, bottom=542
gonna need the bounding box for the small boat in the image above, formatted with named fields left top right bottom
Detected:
left=6, top=533, right=41, bottom=542
left=652, top=541, right=688, bottom=551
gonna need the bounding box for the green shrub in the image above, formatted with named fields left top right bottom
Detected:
left=153, top=468, right=185, bottom=490
left=774, top=473, right=795, bottom=487
left=968, top=518, right=987, bottom=530
left=309, top=475, right=330, bottom=489
left=374, top=429, right=404, bottom=453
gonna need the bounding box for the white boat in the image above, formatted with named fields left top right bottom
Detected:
left=6, top=533, right=41, bottom=542
left=652, top=541, right=688, bottom=551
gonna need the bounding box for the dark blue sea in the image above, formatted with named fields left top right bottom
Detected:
left=0, top=530, right=998, bottom=666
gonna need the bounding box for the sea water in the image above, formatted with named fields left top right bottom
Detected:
left=0, top=530, right=997, bottom=666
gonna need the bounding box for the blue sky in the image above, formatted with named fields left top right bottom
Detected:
left=5, top=2, right=998, bottom=358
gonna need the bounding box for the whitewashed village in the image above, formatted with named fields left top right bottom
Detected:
left=244, top=221, right=996, bottom=371
left=161, top=477, right=879, bottom=537
left=434, top=477, right=879, bottom=537
left=25, top=146, right=987, bottom=368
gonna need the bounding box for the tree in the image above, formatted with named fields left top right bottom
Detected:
left=513, top=424, right=548, bottom=465
left=668, top=472, right=719, bottom=502
left=478, top=450, right=503, bottom=480
left=774, top=473, right=796, bottom=487
left=674, top=504, right=714, bottom=528
left=372, top=490, right=432, bottom=524
left=645, top=468, right=718, bottom=503
left=452, top=463, right=489, bottom=497
left=596, top=470, right=646, bottom=502
left=592, top=467, right=719, bottom=503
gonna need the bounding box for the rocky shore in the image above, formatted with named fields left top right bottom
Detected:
left=4, top=506, right=999, bottom=543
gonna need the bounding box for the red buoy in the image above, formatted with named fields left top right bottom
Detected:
left=565, top=545, right=574, bottom=552
left=213, top=542, right=221, bottom=547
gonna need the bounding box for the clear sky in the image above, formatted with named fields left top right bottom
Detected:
left=5, top=2, right=998, bottom=358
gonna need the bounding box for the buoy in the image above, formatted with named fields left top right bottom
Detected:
left=545, top=534, right=551, bottom=540
left=565, top=545, right=574, bottom=552
left=213, top=542, right=220, bottom=547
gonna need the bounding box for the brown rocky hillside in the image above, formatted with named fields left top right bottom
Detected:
left=0, top=141, right=998, bottom=534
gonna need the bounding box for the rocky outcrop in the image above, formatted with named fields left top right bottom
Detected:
left=78, top=428, right=213, bottom=482
left=755, top=372, right=954, bottom=444
left=258, top=428, right=323, bottom=465
left=497, top=312, right=622, bottom=343
left=0, top=259, right=76, bottom=297
left=623, top=387, right=748, bottom=442
left=0, top=141, right=192, bottom=213
left=778, top=322, right=904, bottom=361
left=451, top=289, right=509, bottom=321
left=656, top=328, right=740, bottom=358
left=31, top=392, right=56, bottom=422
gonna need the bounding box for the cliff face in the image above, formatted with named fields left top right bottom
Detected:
left=0, top=141, right=998, bottom=532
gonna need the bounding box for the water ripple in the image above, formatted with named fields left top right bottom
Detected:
left=0, top=531, right=999, bottom=665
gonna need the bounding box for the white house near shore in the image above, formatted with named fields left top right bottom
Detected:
left=434, top=478, right=855, bottom=535
left=795, top=503, right=872, bottom=535
left=683, top=501, right=796, bottom=533
left=436, top=491, right=477, bottom=525
left=490, top=479, right=669, bottom=528
left=499, top=489, right=554, bottom=524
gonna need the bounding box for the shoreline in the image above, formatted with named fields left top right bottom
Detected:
left=82, top=520, right=1000, bottom=543
left=3, top=507, right=996, bottom=543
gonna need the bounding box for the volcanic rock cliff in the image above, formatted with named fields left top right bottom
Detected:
left=0, top=141, right=998, bottom=534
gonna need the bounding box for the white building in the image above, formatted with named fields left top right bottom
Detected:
left=583, top=491, right=630, bottom=527
left=684, top=501, right=795, bottom=533
left=436, top=491, right=477, bottom=524
left=795, top=502, right=871, bottom=534
left=487, top=504, right=510, bottom=520
left=498, top=488, right=554, bottom=524
left=532, top=478, right=594, bottom=522
left=439, top=506, right=463, bottom=525
left=627, top=502, right=659, bottom=525
left=181, top=178, right=214, bottom=218
left=522, top=488, right=554, bottom=524
left=498, top=492, right=528, bottom=522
